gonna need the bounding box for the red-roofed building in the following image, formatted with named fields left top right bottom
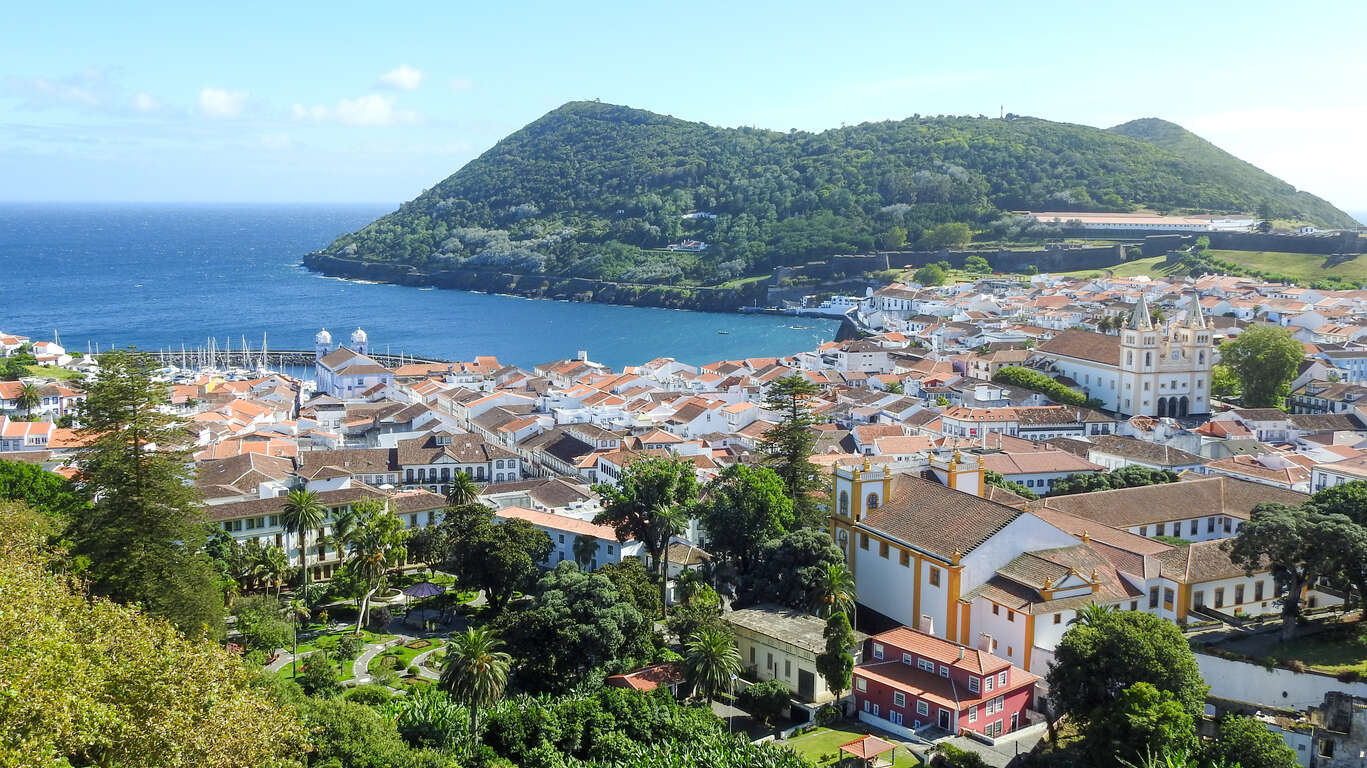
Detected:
left=605, top=662, right=686, bottom=695
left=853, top=626, right=1039, bottom=739
left=493, top=506, right=644, bottom=569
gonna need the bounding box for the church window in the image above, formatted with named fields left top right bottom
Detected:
left=1198, top=352, right=1205, bottom=364
left=838, top=491, right=849, bottom=516
left=866, top=493, right=880, bottom=511
left=1127, top=351, right=1134, bottom=366
left=1145, top=352, right=1152, bottom=367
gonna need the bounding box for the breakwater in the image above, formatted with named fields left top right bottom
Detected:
left=150, top=349, right=449, bottom=369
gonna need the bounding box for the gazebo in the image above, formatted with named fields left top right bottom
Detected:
left=838, top=734, right=898, bottom=767
left=402, top=581, right=447, bottom=629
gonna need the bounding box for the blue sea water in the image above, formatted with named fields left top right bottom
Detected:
left=0, top=204, right=838, bottom=370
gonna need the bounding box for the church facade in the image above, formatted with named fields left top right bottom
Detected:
left=1031, top=295, right=1211, bottom=418
left=313, top=328, right=395, bottom=400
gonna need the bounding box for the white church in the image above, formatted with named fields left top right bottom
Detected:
left=313, top=328, right=394, bottom=400
left=1031, top=295, right=1212, bottom=418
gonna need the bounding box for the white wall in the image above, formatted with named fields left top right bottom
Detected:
left=1195, top=653, right=1367, bottom=710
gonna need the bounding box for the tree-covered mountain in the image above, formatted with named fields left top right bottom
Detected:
left=1107, top=117, right=1349, bottom=225
left=316, top=101, right=1355, bottom=286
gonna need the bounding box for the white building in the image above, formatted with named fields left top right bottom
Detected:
left=1032, top=295, right=1212, bottom=418
left=314, top=328, right=395, bottom=400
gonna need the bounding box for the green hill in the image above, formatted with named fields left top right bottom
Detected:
left=316, top=101, right=1356, bottom=286
left=1107, top=117, right=1351, bottom=227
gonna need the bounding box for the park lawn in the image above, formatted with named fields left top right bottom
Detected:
left=24, top=365, right=84, bottom=381
left=1209, top=250, right=1367, bottom=281
left=1265, top=631, right=1367, bottom=676
left=718, top=273, right=772, bottom=288
left=786, top=722, right=920, bottom=767
left=368, top=638, right=445, bottom=676
left=294, top=628, right=393, bottom=655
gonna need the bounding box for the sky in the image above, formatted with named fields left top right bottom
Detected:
left=2, top=0, right=1365, bottom=216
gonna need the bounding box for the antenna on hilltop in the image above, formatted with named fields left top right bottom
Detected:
left=1000, top=105, right=1004, bottom=119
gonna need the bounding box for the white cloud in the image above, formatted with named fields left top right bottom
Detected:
left=131, top=92, right=160, bottom=113
left=377, top=64, right=423, bottom=91
left=448, top=77, right=475, bottom=91
left=198, top=87, right=248, bottom=118
left=258, top=132, right=294, bottom=150
left=3, top=69, right=113, bottom=110
left=291, top=93, right=420, bottom=127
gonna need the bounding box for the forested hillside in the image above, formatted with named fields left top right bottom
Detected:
left=317, top=101, right=1355, bottom=286
left=1107, top=117, right=1349, bottom=226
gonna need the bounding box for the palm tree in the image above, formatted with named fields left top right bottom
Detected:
left=18, top=381, right=41, bottom=419
left=338, top=500, right=408, bottom=634
left=572, top=534, right=597, bottom=569
left=684, top=626, right=742, bottom=704
left=1069, top=602, right=1117, bottom=627
left=260, top=545, right=290, bottom=597
left=445, top=471, right=480, bottom=506
left=440, top=627, right=511, bottom=751
left=813, top=562, right=856, bottom=621
left=281, top=488, right=326, bottom=595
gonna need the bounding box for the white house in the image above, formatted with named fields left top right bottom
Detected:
left=493, top=506, right=642, bottom=570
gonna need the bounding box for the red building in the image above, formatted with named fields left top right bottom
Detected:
left=852, top=626, right=1039, bottom=740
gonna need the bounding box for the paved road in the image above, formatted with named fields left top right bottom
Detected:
left=410, top=646, right=444, bottom=681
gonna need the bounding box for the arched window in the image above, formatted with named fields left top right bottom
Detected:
left=866, top=493, right=880, bottom=511
left=838, top=491, right=849, bottom=516
left=1157, top=398, right=1168, bottom=418
left=1179, top=396, right=1190, bottom=417
left=1144, top=352, right=1153, bottom=367
left=1198, top=352, right=1205, bottom=365
left=1127, top=351, right=1134, bottom=366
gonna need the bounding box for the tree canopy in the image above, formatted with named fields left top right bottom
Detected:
left=698, top=463, right=795, bottom=571
left=1218, top=325, right=1303, bottom=408
left=0, top=501, right=304, bottom=767
left=497, top=561, right=654, bottom=693
left=67, top=349, right=225, bottom=638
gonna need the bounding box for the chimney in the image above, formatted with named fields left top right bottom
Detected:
left=978, top=633, right=994, bottom=652
left=576, top=350, right=588, bottom=362
left=958, top=646, right=965, bottom=661
left=921, top=614, right=934, bottom=635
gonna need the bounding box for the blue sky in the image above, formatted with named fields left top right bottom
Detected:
left=3, top=0, right=1365, bottom=214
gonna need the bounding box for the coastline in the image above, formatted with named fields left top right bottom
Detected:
left=302, top=252, right=768, bottom=314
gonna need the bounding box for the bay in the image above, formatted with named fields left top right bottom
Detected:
left=0, top=203, right=838, bottom=370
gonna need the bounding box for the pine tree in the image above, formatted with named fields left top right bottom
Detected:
left=68, top=350, right=225, bottom=637
left=759, top=375, right=824, bottom=525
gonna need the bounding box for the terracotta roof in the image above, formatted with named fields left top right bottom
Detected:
left=855, top=658, right=1038, bottom=710
left=605, top=662, right=685, bottom=692
left=979, top=450, right=1103, bottom=476
left=859, top=474, right=1024, bottom=561
left=1086, top=435, right=1204, bottom=467
left=1041, top=475, right=1305, bottom=527
left=494, top=506, right=622, bottom=540
left=1035, top=329, right=1121, bottom=366
left=1156, top=539, right=1258, bottom=583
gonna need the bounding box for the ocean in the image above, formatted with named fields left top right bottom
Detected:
left=0, top=204, right=839, bottom=370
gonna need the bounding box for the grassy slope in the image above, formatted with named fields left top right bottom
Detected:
left=1109, top=118, right=1356, bottom=228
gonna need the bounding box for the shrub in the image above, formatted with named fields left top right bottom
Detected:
left=993, top=365, right=1088, bottom=407
left=737, top=680, right=791, bottom=726
left=336, top=633, right=366, bottom=661
left=1285, top=659, right=1307, bottom=674
left=815, top=704, right=842, bottom=726
left=345, top=685, right=394, bottom=705
left=297, top=652, right=344, bottom=698
left=1338, top=669, right=1363, bottom=683
left=366, top=606, right=392, bottom=633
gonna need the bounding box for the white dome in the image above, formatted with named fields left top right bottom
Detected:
left=315, top=328, right=332, bottom=344
left=350, top=327, right=368, bottom=344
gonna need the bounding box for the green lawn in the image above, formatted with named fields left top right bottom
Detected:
left=293, top=628, right=393, bottom=656
left=786, top=722, right=921, bottom=767
left=1264, top=628, right=1367, bottom=676
left=1208, top=250, right=1367, bottom=281
left=24, top=365, right=84, bottom=381
left=368, top=638, right=444, bottom=676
